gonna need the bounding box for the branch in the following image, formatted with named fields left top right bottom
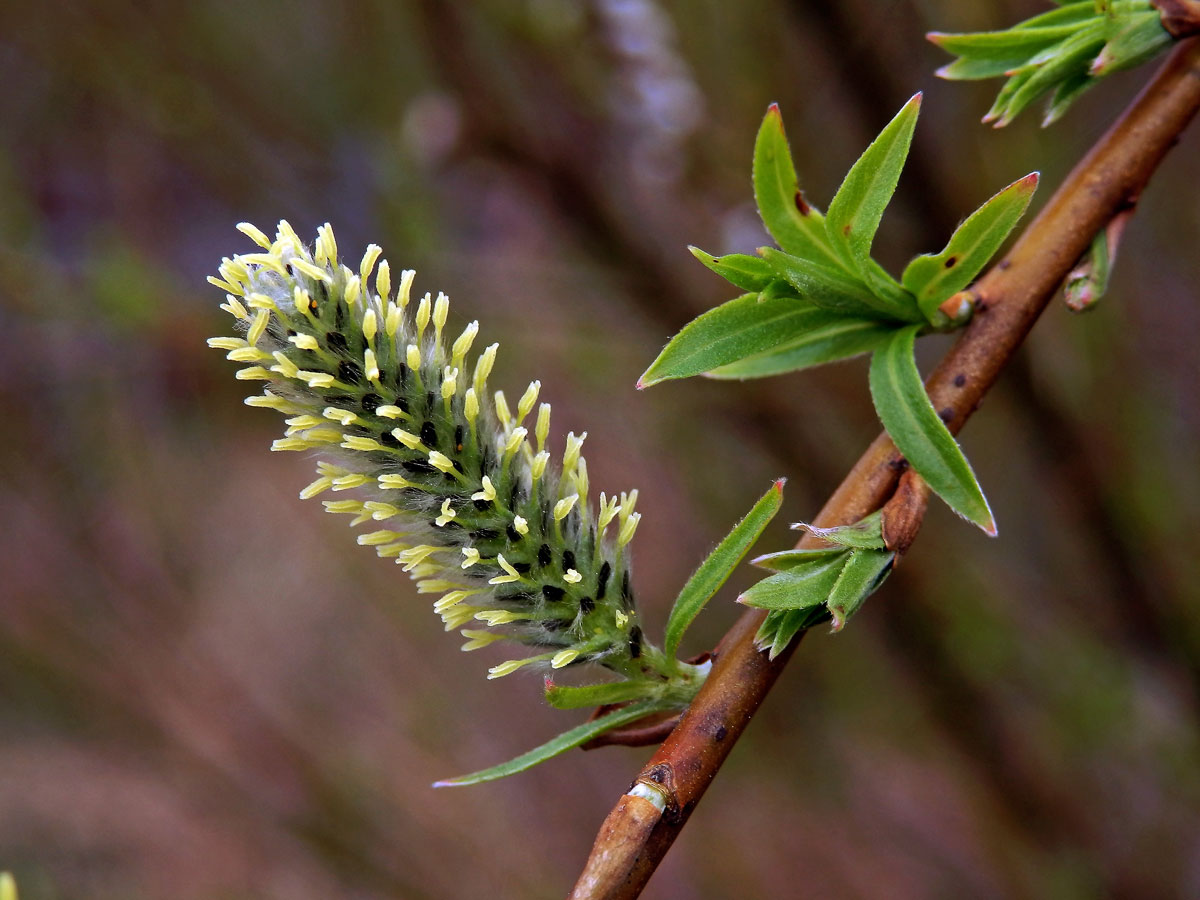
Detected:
left=568, top=36, right=1200, bottom=900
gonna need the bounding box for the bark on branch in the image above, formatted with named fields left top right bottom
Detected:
left=568, top=36, right=1200, bottom=900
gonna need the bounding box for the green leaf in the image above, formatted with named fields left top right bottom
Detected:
left=869, top=325, right=996, bottom=534
left=760, top=247, right=919, bottom=322
left=755, top=606, right=830, bottom=660
left=753, top=104, right=840, bottom=266
left=793, top=510, right=886, bottom=549
left=928, top=24, right=1085, bottom=58
left=993, top=24, right=1107, bottom=125
left=1064, top=226, right=1112, bottom=312
left=1091, top=12, right=1171, bottom=76
left=703, top=313, right=895, bottom=380
left=663, top=479, right=785, bottom=660
left=689, top=246, right=777, bottom=293
left=902, top=172, right=1039, bottom=322
left=824, top=94, right=921, bottom=275
left=936, top=54, right=1042, bottom=81
left=751, top=547, right=847, bottom=572
left=1016, top=2, right=1112, bottom=29
left=433, top=701, right=664, bottom=787
left=640, top=293, right=879, bottom=387
left=544, top=679, right=662, bottom=710
left=737, top=552, right=849, bottom=611
left=1042, top=71, right=1095, bottom=125
left=827, top=548, right=895, bottom=631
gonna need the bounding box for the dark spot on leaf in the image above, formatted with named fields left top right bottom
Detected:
left=954, top=374, right=966, bottom=388
left=597, top=562, right=611, bottom=599
left=474, top=498, right=492, bottom=511
left=629, top=626, right=642, bottom=659
left=562, top=550, right=576, bottom=572
left=454, top=425, right=464, bottom=452
left=506, top=524, right=522, bottom=543
left=361, top=392, right=382, bottom=414
left=512, top=560, right=531, bottom=574
left=537, top=544, right=553, bottom=568
left=943, top=255, right=958, bottom=269
left=542, top=584, right=565, bottom=602
left=335, top=302, right=346, bottom=329
left=338, top=360, right=362, bottom=384
left=403, top=459, right=435, bottom=474
left=579, top=595, right=594, bottom=614
left=380, top=431, right=399, bottom=448
left=471, top=528, right=499, bottom=541
left=842, top=224, right=852, bottom=236
left=714, top=726, right=728, bottom=743
left=326, top=331, right=348, bottom=353
left=794, top=191, right=811, bottom=215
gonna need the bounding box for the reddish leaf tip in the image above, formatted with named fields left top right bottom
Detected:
left=983, top=519, right=999, bottom=538
left=926, top=31, right=947, bottom=46
left=635, top=377, right=647, bottom=391
left=431, top=780, right=458, bottom=789
left=772, top=477, right=787, bottom=493
left=766, top=102, right=781, bottom=116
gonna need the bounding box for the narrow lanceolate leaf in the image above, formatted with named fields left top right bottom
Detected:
left=753, top=104, right=840, bottom=266
left=792, top=510, right=886, bottom=549
left=927, top=24, right=1085, bottom=59
left=689, top=246, right=778, bottom=293
left=751, top=547, right=847, bottom=572
left=640, top=294, right=878, bottom=387
left=760, top=248, right=919, bottom=322
left=824, top=94, right=922, bottom=275
left=664, top=480, right=785, bottom=660
left=756, top=606, right=830, bottom=660
left=737, top=552, right=849, bottom=611
left=1090, top=12, right=1172, bottom=76
left=433, top=701, right=663, bottom=787
left=869, top=325, right=996, bottom=534
left=826, top=548, right=895, bottom=631
left=994, top=25, right=1107, bottom=125
left=544, top=679, right=662, bottom=711
left=902, top=173, right=1039, bottom=322
left=703, top=313, right=895, bottom=381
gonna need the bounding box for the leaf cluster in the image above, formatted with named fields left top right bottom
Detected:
left=930, top=1, right=1173, bottom=127
left=640, top=97, right=1036, bottom=389
left=744, top=513, right=895, bottom=657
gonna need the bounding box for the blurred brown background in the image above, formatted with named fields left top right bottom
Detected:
left=1, top=1, right=1198, bottom=897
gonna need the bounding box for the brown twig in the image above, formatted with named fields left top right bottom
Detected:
left=1154, top=0, right=1200, bottom=38
left=568, top=36, right=1200, bottom=900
